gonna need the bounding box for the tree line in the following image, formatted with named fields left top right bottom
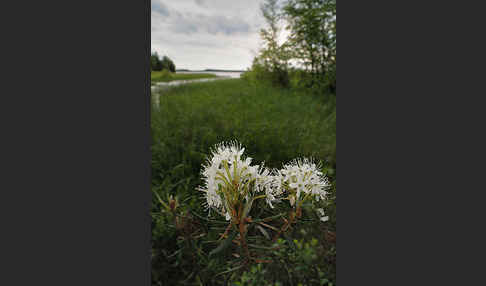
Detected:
left=151, top=52, right=176, bottom=72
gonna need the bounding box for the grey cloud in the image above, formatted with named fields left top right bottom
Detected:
left=152, top=1, right=170, bottom=16
left=194, top=0, right=205, bottom=7
left=152, top=0, right=265, bottom=70
left=171, top=21, right=198, bottom=34
left=170, top=13, right=251, bottom=35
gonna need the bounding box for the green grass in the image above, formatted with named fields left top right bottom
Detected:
left=151, top=71, right=217, bottom=85
left=151, top=79, right=336, bottom=285
left=152, top=79, right=335, bottom=170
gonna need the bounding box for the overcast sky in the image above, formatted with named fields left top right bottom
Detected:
left=152, top=0, right=266, bottom=70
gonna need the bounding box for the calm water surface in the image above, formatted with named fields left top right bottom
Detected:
left=177, top=71, right=243, bottom=78
left=151, top=71, right=244, bottom=105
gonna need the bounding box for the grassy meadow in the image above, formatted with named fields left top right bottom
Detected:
left=151, top=71, right=217, bottom=85
left=151, top=78, right=336, bottom=285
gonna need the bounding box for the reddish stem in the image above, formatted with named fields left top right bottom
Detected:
left=272, top=208, right=299, bottom=243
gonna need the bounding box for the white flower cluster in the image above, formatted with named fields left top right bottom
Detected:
left=198, top=141, right=332, bottom=221
left=276, top=158, right=331, bottom=206
left=198, top=141, right=278, bottom=220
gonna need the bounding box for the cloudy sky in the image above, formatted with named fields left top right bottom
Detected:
left=152, top=0, right=267, bottom=70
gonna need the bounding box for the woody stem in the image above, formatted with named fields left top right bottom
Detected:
left=272, top=208, right=298, bottom=243
left=219, top=222, right=232, bottom=241
left=239, top=221, right=250, bottom=261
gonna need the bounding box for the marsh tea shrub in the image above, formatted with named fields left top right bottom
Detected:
left=196, top=141, right=331, bottom=261
left=152, top=140, right=335, bottom=285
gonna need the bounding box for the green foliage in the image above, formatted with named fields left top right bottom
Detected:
left=161, top=55, right=176, bottom=73
left=248, top=0, right=336, bottom=94
left=151, top=52, right=163, bottom=71
left=283, top=0, right=336, bottom=93
left=270, top=237, right=335, bottom=286
left=232, top=264, right=271, bottom=286
left=251, top=0, right=292, bottom=88
left=242, top=57, right=290, bottom=88
left=151, top=79, right=336, bottom=285
left=232, top=238, right=335, bottom=286
left=151, top=52, right=176, bottom=72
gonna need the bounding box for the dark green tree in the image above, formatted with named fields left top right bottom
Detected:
left=283, top=0, right=336, bottom=92
left=247, top=0, right=336, bottom=93
left=257, top=0, right=292, bottom=87
left=151, top=52, right=163, bottom=71
left=161, top=56, right=176, bottom=73
left=151, top=53, right=176, bottom=73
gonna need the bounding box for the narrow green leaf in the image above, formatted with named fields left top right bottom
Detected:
left=209, top=230, right=237, bottom=258
left=153, top=191, right=169, bottom=209
left=256, top=225, right=270, bottom=240
left=252, top=212, right=286, bottom=223
left=214, top=264, right=246, bottom=277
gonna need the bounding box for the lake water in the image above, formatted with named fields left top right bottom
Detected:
left=151, top=71, right=243, bottom=105
left=177, top=71, right=243, bottom=78
left=151, top=71, right=244, bottom=93
left=150, top=71, right=242, bottom=106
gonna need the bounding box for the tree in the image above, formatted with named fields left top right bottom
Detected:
left=161, top=56, right=176, bottom=73
left=245, top=0, right=336, bottom=93
left=151, top=52, right=163, bottom=71
left=283, top=0, right=336, bottom=92
left=151, top=53, right=176, bottom=73
left=256, top=0, right=292, bottom=87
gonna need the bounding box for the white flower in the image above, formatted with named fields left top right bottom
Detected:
left=316, top=208, right=329, bottom=222
left=277, top=158, right=331, bottom=205
left=256, top=165, right=284, bottom=208
left=198, top=141, right=281, bottom=218
left=320, top=216, right=329, bottom=222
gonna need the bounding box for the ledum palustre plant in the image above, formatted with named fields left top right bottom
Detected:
left=197, top=141, right=278, bottom=261
left=271, top=157, right=331, bottom=242
left=197, top=141, right=331, bottom=263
